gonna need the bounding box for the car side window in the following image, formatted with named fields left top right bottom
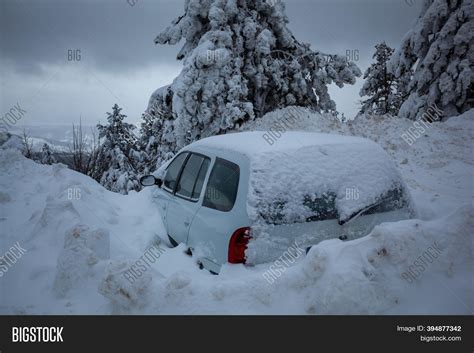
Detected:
left=163, top=152, right=188, bottom=192
left=176, top=154, right=210, bottom=200
left=203, top=158, right=240, bottom=212
left=192, top=158, right=210, bottom=200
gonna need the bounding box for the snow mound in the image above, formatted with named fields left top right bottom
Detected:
left=126, top=204, right=472, bottom=314
left=241, top=106, right=342, bottom=133
left=98, top=260, right=152, bottom=310
left=0, top=150, right=167, bottom=313
left=190, top=130, right=369, bottom=156
left=54, top=225, right=110, bottom=297
left=0, top=132, right=23, bottom=151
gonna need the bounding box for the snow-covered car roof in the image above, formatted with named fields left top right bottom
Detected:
left=189, top=131, right=375, bottom=157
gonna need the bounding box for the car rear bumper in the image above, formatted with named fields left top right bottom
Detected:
left=246, top=208, right=412, bottom=265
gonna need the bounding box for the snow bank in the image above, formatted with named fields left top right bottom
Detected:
left=0, top=149, right=167, bottom=314
left=53, top=225, right=110, bottom=297
left=0, top=132, right=22, bottom=150
left=98, top=260, right=152, bottom=311
left=0, top=108, right=472, bottom=314
left=190, top=129, right=367, bottom=156
left=119, top=204, right=472, bottom=314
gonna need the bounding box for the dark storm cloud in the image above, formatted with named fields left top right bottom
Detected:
left=0, top=0, right=183, bottom=74
left=284, top=0, right=421, bottom=57
left=1, top=0, right=421, bottom=75
left=0, top=0, right=422, bottom=124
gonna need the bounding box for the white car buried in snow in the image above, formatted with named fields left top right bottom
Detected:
left=140, top=132, right=415, bottom=274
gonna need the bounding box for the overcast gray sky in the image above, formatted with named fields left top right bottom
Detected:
left=0, top=0, right=422, bottom=127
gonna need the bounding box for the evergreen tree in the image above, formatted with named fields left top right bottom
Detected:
left=389, top=0, right=473, bottom=120
left=138, top=87, right=174, bottom=170
left=359, top=42, right=399, bottom=115
left=146, top=0, right=361, bottom=162
left=392, top=68, right=413, bottom=116
left=91, top=104, right=141, bottom=194
left=40, top=143, right=56, bottom=165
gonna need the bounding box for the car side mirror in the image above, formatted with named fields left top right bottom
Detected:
left=140, top=175, right=163, bottom=188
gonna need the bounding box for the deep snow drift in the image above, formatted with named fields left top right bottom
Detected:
left=0, top=109, right=472, bottom=314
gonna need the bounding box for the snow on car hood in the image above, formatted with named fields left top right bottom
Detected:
left=246, top=137, right=408, bottom=224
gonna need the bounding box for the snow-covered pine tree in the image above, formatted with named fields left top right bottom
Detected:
left=146, top=0, right=361, bottom=163
left=389, top=0, right=473, bottom=120
left=392, top=66, right=413, bottom=116
left=359, top=42, right=398, bottom=115
left=138, top=85, right=175, bottom=172
left=91, top=104, right=141, bottom=194
left=40, top=143, right=56, bottom=165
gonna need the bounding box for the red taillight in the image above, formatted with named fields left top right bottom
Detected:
left=228, top=227, right=251, bottom=264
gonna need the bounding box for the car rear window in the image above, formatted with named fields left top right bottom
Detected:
left=259, top=191, right=338, bottom=225
left=203, top=158, right=240, bottom=212
left=258, top=186, right=409, bottom=225
left=357, top=186, right=409, bottom=217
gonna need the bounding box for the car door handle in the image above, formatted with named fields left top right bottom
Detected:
left=184, top=221, right=190, bottom=227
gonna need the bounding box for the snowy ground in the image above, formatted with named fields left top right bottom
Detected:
left=0, top=109, right=472, bottom=314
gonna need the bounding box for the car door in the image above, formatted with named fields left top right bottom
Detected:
left=166, top=152, right=211, bottom=245
left=160, top=152, right=190, bottom=230
left=187, top=157, right=245, bottom=271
